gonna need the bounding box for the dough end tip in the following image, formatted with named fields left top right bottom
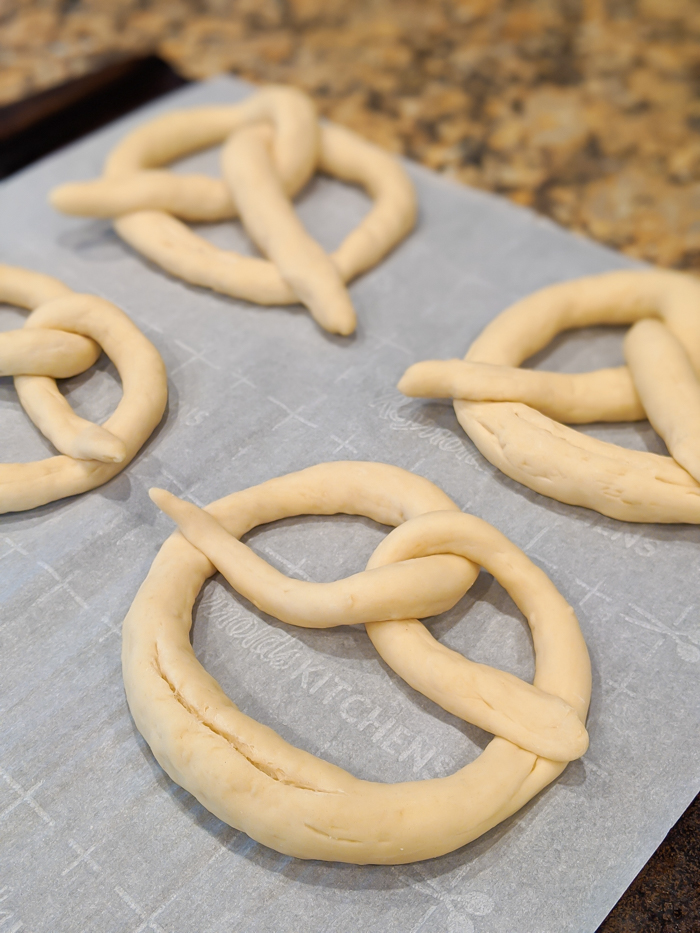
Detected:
left=326, top=315, right=356, bottom=337
left=148, top=487, right=172, bottom=510
left=397, top=367, right=418, bottom=396
left=48, top=185, right=72, bottom=211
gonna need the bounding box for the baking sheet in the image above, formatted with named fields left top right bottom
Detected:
left=0, top=76, right=698, bottom=933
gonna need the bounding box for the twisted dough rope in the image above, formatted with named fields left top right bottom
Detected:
left=400, top=269, right=700, bottom=523
left=0, top=264, right=167, bottom=513
left=123, top=462, right=591, bottom=864
left=50, top=86, right=417, bottom=336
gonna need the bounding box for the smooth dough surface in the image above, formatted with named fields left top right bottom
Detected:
left=123, top=462, right=591, bottom=864
left=400, top=269, right=700, bottom=523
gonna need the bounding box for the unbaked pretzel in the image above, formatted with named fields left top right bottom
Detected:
left=123, top=462, right=591, bottom=864
left=0, top=264, right=167, bottom=513
left=399, top=269, right=700, bottom=523
left=50, top=86, right=417, bottom=336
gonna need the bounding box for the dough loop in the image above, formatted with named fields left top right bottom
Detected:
left=0, top=264, right=167, bottom=513
left=399, top=269, right=700, bottom=523
left=50, top=85, right=417, bottom=336
left=123, top=461, right=591, bottom=864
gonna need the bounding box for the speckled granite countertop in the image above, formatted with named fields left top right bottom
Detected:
left=1, top=0, right=699, bottom=273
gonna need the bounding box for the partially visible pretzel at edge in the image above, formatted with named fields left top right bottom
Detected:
left=399, top=269, right=700, bottom=523
left=123, top=462, right=591, bottom=864
left=50, top=86, right=417, bottom=336
left=0, top=264, right=167, bottom=513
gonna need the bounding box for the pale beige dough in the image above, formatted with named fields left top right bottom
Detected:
left=399, top=358, right=645, bottom=423
left=0, top=264, right=167, bottom=513
left=53, top=86, right=320, bottom=218
left=220, top=123, right=354, bottom=335
left=50, top=85, right=416, bottom=336
left=0, top=328, right=100, bottom=378
left=123, top=462, right=591, bottom=864
left=399, top=269, right=700, bottom=523
left=624, top=318, right=700, bottom=483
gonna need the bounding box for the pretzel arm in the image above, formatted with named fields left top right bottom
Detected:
left=625, top=319, right=700, bottom=483
left=399, top=358, right=645, bottom=423
left=15, top=375, right=127, bottom=463
left=455, top=400, right=700, bottom=523
left=0, top=264, right=72, bottom=306
left=51, top=171, right=236, bottom=222
left=222, top=125, right=356, bottom=335
left=321, top=123, right=417, bottom=281
left=0, top=328, right=100, bottom=378
left=149, top=488, right=474, bottom=626
left=114, top=210, right=299, bottom=305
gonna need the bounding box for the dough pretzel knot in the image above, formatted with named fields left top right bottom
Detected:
left=0, top=264, right=167, bottom=513
left=50, top=85, right=417, bottom=336
left=400, top=269, right=700, bottom=523
left=123, top=462, right=591, bottom=864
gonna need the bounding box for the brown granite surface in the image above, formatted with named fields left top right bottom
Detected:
left=1, top=0, right=699, bottom=272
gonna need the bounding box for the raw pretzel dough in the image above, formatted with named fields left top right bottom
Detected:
left=399, top=269, right=700, bottom=523
left=123, top=462, right=591, bottom=864
left=0, top=264, right=167, bottom=513
left=50, top=86, right=417, bottom=336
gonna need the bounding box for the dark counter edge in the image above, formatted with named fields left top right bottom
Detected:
left=0, top=55, right=188, bottom=179
left=1, top=55, right=697, bottom=933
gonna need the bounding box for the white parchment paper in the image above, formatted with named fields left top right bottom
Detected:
left=0, top=77, right=698, bottom=933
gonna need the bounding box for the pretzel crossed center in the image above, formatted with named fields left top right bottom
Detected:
left=149, top=482, right=588, bottom=763
left=400, top=269, right=700, bottom=523
left=1, top=266, right=122, bottom=463
left=0, top=264, right=167, bottom=514
left=50, top=85, right=417, bottom=335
